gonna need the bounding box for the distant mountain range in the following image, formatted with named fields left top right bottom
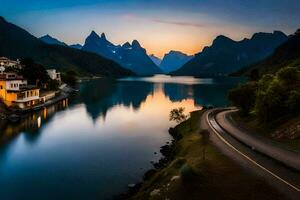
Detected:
left=160, top=51, right=193, bottom=73
left=69, top=44, right=83, bottom=50
left=235, top=29, right=300, bottom=76
left=172, top=31, right=288, bottom=76
left=0, top=16, right=133, bottom=77
left=149, top=54, right=162, bottom=66
left=81, top=31, right=162, bottom=75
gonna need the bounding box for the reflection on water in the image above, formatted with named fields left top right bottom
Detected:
left=120, top=74, right=214, bottom=85
left=0, top=75, right=242, bottom=200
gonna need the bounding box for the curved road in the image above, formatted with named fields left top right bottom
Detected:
left=201, top=108, right=300, bottom=200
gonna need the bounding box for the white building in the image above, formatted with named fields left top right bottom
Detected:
left=0, top=57, right=21, bottom=69
left=47, top=69, right=61, bottom=84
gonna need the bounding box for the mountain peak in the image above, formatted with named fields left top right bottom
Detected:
left=39, top=34, right=67, bottom=46
left=167, top=50, right=189, bottom=56
left=132, top=40, right=141, bottom=48
left=122, top=42, right=131, bottom=48
left=101, top=33, right=106, bottom=39
left=89, top=30, right=100, bottom=39
left=214, top=35, right=233, bottom=43
left=41, top=34, right=52, bottom=39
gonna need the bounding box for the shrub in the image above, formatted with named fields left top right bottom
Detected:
left=286, top=90, right=300, bottom=113
left=180, top=163, right=197, bottom=182
left=255, top=79, right=286, bottom=122
left=276, top=67, right=300, bottom=88
left=228, top=82, right=257, bottom=115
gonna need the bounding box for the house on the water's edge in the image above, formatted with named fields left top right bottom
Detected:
left=0, top=72, right=40, bottom=108
left=0, top=57, right=72, bottom=113
left=47, top=69, right=61, bottom=84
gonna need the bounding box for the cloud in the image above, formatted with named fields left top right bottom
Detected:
left=152, top=19, right=206, bottom=28
left=121, top=13, right=206, bottom=28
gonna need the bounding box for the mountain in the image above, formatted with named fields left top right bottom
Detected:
left=172, top=31, right=288, bottom=76
left=0, top=16, right=133, bottom=77
left=82, top=31, right=162, bottom=75
left=160, top=51, right=193, bottom=73
left=69, top=44, right=83, bottom=50
left=39, top=34, right=67, bottom=46
left=149, top=54, right=162, bottom=66
left=236, top=29, right=300, bottom=76
left=40, top=35, right=83, bottom=50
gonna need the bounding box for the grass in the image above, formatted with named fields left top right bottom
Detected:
left=232, top=112, right=300, bottom=152
left=130, top=110, right=285, bottom=200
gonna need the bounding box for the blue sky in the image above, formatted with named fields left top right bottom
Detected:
left=1, top=0, right=299, bottom=57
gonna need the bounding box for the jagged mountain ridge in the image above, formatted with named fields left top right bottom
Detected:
left=82, top=31, right=162, bottom=75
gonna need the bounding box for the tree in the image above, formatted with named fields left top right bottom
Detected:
left=62, top=70, right=77, bottom=86
left=228, top=82, right=257, bottom=115
left=286, top=90, right=300, bottom=113
left=276, top=67, right=300, bottom=89
left=169, top=107, right=187, bottom=123
left=249, top=69, right=259, bottom=81
left=20, top=58, right=50, bottom=86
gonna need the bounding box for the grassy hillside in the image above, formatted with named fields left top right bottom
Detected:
left=0, top=16, right=134, bottom=77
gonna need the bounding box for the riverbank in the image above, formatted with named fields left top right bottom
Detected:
left=125, top=109, right=286, bottom=200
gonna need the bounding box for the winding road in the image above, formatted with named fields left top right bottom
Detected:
left=202, top=108, right=300, bottom=200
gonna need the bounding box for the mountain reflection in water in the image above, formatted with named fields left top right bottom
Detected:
left=0, top=75, right=243, bottom=200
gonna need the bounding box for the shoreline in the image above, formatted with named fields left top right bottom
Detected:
left=117, top=110, right=204, bottom=199
left=120, top=109, right=287, bottom=200
left=0, top=85, right=77, bottom=122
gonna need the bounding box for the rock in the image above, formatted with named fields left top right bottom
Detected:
left=150, top=189, right=160, bottom=197
left=128, top=184, right=135, bottom=188
left=171, top=175, right=180, bottom=181
left=143, top=169, right=157, bottom=181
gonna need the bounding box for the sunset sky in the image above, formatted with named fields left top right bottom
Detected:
left=1, top=0, right=299, bottom=58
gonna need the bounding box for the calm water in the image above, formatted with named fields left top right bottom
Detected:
left=0, top=75, right=242, bottom=200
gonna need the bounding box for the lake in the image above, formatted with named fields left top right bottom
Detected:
left=0, top=75, right=242, bottom=200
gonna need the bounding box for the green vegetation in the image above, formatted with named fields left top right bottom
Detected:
left=61, top=70, right=77, bottom=86
left=20, top=58, right=51, bottom=86
left=228, top=82, right=257, bottom=115
left=169, top=107, right=187, bottom=123
left=130, top=110, right=285, bottom=200
left=229, top=67, right=300, bottom=122
left=229, top=66, right=300, bottom=149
